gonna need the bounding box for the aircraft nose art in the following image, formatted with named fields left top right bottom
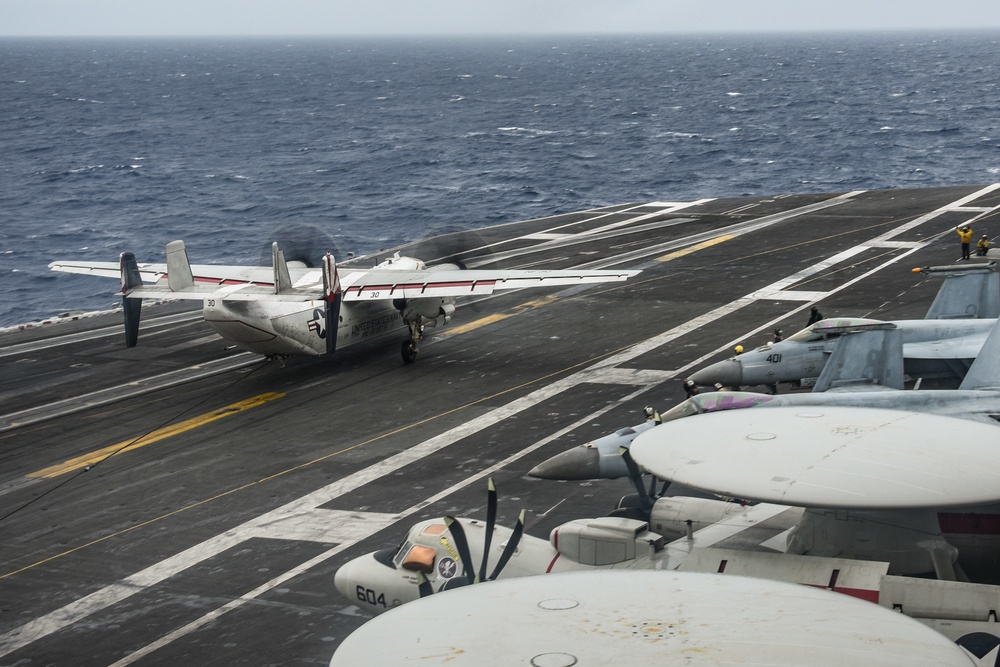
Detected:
left=630, top=406, right=1000, bottom=510
left=688, top=358, right=743, bottom=387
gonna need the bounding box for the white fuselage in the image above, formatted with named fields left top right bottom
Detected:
left=203, top=298, right=405, bottom=356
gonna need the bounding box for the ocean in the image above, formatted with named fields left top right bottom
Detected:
left=2, top=31, right=999, bottom=327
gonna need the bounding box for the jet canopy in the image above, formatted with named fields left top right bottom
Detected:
left=660, top=392, right=777, bottom=422
left=785, top=317, right=890, bottom=343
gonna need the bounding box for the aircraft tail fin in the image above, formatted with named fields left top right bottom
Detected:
left=813, top=325, right=904, bottom=391
left=119, top=251, right=143, bottom=347
left=322, top=252, right=342, bottom=355
left=958, top=318, right=1000, bottom=390
left=272, top=242, right=295, bottom=294
left=165, top=240, right=194, bottom=291
left=917, top=262, right=998, bottom=319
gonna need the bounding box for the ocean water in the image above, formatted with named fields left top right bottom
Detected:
left=2, top=32, right=999, bottom=327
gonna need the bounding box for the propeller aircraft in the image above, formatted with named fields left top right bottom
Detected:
left=334, top=474, right=1000, bottom=661
left=331, top=570, right=981, bottom=666
left=49, top=240, right=638, bottom=364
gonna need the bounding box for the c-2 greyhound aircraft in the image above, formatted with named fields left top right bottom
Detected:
left=49, top=240, right=638, bottom=363
left=688, top=262, right=998, bottom=391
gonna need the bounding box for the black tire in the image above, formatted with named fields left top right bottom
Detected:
left=402, top=340, right=418, bottom=364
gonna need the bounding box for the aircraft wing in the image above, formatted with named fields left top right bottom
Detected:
left=337, top=267, right=639, bottom=301
left=49, top=260, right=165, bottom=282
left=51, top=258, right=637, bottom=303
left=630, top=406, right=1000, bottom=510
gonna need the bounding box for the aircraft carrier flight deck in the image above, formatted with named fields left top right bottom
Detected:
left=2, top=184, right=999, bottom=665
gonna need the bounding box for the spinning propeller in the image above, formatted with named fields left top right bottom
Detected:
left=417, top=478, right=526, bottom=597
left=256, top=224, right=341, bottom=268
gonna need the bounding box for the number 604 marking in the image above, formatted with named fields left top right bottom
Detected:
left=356, top=585, right=387, bottom=607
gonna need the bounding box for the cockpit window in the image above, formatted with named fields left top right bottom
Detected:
left=786, top=328, right=823, bottom=343
left=660, top=399, right=702, bottom=422
left=400, top=545, right=437, bottom=574
left=696, top=392, right=775, bottom=412
left=787, top=317, right=883, bottom=342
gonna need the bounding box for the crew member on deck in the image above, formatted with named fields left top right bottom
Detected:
left=978, top=235, right=991, bottom=256
left=773, top=328, right=783, bottom=343
left=957, top=226, right=973, bottom=260
left=807, top=306, right=823, bottom=325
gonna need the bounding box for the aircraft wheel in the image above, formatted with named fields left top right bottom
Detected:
left=402, top=340, right=418, bottom=364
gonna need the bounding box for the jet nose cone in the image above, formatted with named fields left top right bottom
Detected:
left=689, top=358, right=743, bottom=388
left=529, top=446, right=602, bottom=480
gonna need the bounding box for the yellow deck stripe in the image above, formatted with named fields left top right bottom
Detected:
left=29, top=392, right=285, bottom=479
left=657, top=234, right=736, bottom=262
left=444, top=295, right=559, bottom=335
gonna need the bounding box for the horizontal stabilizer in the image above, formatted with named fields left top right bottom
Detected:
left=165, top=241, right=194, bottom=292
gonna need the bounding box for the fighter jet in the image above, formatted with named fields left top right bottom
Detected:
left=49, top=240, right=637, bottom=364
left=529, top=316, right=1000, bottom=482
left=688, top=262, right=998, bottom=391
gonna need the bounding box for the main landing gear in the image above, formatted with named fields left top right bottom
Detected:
left=401, top=320, right=424, bottom=364
left=265, top=353, right=290, bottom=367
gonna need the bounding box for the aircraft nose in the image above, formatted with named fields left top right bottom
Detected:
left=333, top=557, right=366, bottom=602
left=529, top=446, right=602, bottom=480
left=689, top=358, right=743, bottom=388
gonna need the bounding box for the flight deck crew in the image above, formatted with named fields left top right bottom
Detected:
left=773, top=329, right=783, bottom=343
left=978, top=235, right=991, bottom=256
left=807, top=306, right=823, bottom=325
left=957, top=226, right=973, bottom=260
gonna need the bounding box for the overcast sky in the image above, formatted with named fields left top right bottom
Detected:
left=6, top=0, right=1000, bottom=37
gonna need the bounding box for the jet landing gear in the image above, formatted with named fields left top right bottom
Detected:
left=402, top=320, right=424, bottom=364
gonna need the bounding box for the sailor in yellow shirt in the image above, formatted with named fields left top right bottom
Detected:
left=978, top=235, right=991, bottom=256
left=957, top=226, right=973, bottom=260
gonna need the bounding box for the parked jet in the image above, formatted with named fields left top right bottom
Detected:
left=331, top=570, right=980, bottom=666
left=688, top=262, right=998, bottom=391
left=530, top=317, right=1000, bottom=482
left=49, top=240, right=638, bottom=363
